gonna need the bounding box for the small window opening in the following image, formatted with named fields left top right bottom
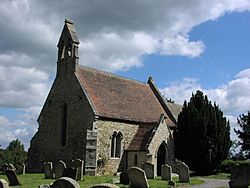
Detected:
left=61, top=103, right=67, bottom=146
left=111, top=131, right=123, bottom=158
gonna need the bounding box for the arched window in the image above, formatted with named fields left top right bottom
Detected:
left=111, top=132, right=117, bottom=158
left=111, top=131, right=123, bottom=158
left=61, top=103, right=67, bottom=146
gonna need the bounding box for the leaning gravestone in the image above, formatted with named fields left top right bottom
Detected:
left=161, top=164, right=172, bottom=181
left=178, top=162, right=190, bottom=183
left=128, top=167, right=149, bottom=188
left=142, top=162, right=155, bottom=179
left=7, top=164, right=15, bottom=171
left=54, top=161, right=66, bottom=179
left=0, top=179, right=9, bottom=188
left=5, top=169, right=20, bottom=186
left=44, top=162, right=53, bottom=179
left=51, top=177, right=80, bottom=188
left=120, top=171, right=129, bottom=185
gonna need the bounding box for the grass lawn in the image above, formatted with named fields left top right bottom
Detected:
left=0, top=173, right=204, bottom=188
left=195, top=173, right=230, bottom=179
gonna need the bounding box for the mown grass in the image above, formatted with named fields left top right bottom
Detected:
left=194, top=173, right=230, bottom=179
left=0, top=173, right=205, bottom=188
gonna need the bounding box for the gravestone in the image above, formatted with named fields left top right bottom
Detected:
left=91, top=183, right=120, bottom=188
left=7, top=164, right=15, bottom=171
left=161, top=164, right=172, bottom=181
left=73, top=159, right=84, bottom=181
left=63, top=167, right=77, bottom=180
left=120, top=171, right=129, bottom=185
left=142, top=162, right=155, bottom=179
left=54, top=160, right=66, bottom=179
left=51, top=177, right=80, bottom=188
left=178, top=162, right=190, bottom=183
left=16, top=164, right=25, bottom=175
left=0, top=179, right=9, bottom=188
left=22, top=164, right=26, bottom=175
left=5, top=169, right=20, bottom=186
left=128, top=167, right=149, bottom=188
left=44, top=162, right=53, bottom=179
left=168, top=180, right=176, bottom=188
left=229, top=163, right=250, bottom=188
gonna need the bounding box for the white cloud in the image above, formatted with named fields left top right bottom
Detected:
left=81, top=32, right=158, bottom=71
left=0, top=66, right=51, bottom=108
left=160, top=34, right=205, bottom=58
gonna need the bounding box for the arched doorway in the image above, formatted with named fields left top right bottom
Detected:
left=157, top=142, right=167, bottom=176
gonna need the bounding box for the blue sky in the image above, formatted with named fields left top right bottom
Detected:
left=0, top=0, right=250, bottom=150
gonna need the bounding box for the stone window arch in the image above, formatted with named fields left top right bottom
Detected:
left=111, top=131, right=123, bottom=158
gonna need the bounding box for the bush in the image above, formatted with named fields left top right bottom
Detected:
left=220, top=159, right=250, bottom=173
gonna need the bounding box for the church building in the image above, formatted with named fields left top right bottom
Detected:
left=28, top=19, right=182, bottom=176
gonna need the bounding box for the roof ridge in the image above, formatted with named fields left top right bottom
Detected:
left=78, top=65, right=148, bottom=86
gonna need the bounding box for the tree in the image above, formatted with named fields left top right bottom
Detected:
left=3, top=139, right=27, bottom=166
left=174, top=90, right=231, bottom=174
left=234, top=111, right=250, bottom=159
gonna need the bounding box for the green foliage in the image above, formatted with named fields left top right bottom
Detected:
left=174, top=90, right=231, bottom=175
left=0, top=139, right=27, bottom=167
left=234, top=111, right=250, bottom=158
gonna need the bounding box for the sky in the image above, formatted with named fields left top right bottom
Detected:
left=0, top=0, right=250, bottom=150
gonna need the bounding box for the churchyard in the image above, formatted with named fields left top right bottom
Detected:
left=0, top=173, right=206, bottom=188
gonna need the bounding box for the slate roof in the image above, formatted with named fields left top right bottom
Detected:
left=75, top=65, right=167, bottom=123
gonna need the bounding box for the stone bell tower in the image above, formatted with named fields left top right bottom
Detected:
left=57, top=19, right=80, bottom=77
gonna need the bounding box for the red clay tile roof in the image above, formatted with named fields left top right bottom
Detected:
left=75, top=65, right=167, bottom=123
left=127, top=123, right=156, bottom=151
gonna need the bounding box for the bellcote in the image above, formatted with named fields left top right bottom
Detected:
left=57, top=19, right=80, bottom=77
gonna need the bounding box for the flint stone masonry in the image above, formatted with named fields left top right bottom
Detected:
left=0, top=179, right=9, bottom=188
left=161, top=164, right=172, bottom=181
left=142, top=162, right=155, bottom=179
left=96, top=120, right=139, bottom=174
left=229, top=163, right=250, bottom=188
left=5, top=169, right=20, bottom=186
left=119, top=171, right=129, bottom=185
left=54, top=160, right=66, bottom=179
left=51, top=177, right=80, bottom=188
left=178, top=162, right=190, bottom=183
left=44, top=162, right=53, bottom=179
left=128, top=167, right=149, bottom=188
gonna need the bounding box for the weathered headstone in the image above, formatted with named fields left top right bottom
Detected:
left=16, top=164, right=26, bottom=175
left=73, top=159, right=84, bottom=181
left=63, top=167, right=77, bottom=180
left=128, top=167, right=149, bottom=188
left=178, top=162, right=190, bottom=183
left=22, top=164, right=26, bottom=175
left=142, top=162, right=155, bottom=179
left=54, top=160, right=66, bottom=179
left=44, top=162, right=53, bottom=179
left=91, top=183, right=120, bottom=188
left=5, top=169, right=20, bottom=186
left=51, top=177, right=80, bottom=188
left=0, top=179, right=9, bottom=188
left=120, top=171, right=129, bottom=185
left=229, top=163, right=250, bottom=188
left=161, top=164, right=172, bottom=181
left=7, top=164, right=15, bottom=171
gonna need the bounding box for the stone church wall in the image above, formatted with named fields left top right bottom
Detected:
left=147, top=119, right=175, bottom=176
left=28, top=70, right=95, bottom=171
left=95, top=120, right=139, bottom=175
